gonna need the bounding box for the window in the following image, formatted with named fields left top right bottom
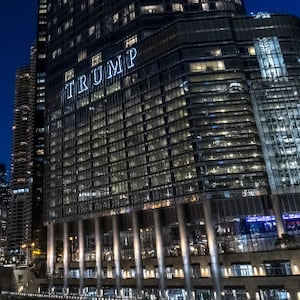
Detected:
left=84, top=268, right=95, bottom=278
left=264, top=261, right=292, bottom=276
left=125, top=34, right=138, bottom=48
left=69, top=269, right=80, bottom=278
left=258, top=288, right=288, bottom=300
left=64, top=18, right=73, bottom=30
left=89, top=25, right=95, bottom=36
left=165, top=266, right=175, bottom=279
left=210, top=48, right=222, bottom=56
left=141, top=5, right=163, bottom=14
left=248, top=46, right=256, bottom=56
left=52, top=48, right=62, bottom=59
left=191, top=264, right=201, bottom=278
left=113, top=13, right=119, bottom=23
left=64, top=68, right=74, bottom=81
left=91, top=52, right=102, bottom=67
left=232, top=264, right=253, bottom=276
left=223, top=288, right=249, bottom=300
left=78, top=49, right=87, bottom=62
left=172, top=3, right=183, bottom=12
left=189, top=61, right=225, bottom=72
left=254, top=37, right=288, bottom=81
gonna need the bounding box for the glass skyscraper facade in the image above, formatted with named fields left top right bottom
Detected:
left=39, top=1, right=300, bottom=299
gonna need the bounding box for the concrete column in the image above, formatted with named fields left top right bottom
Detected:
left=47, top=222, right=55, bottom=292
left=112, top=215, right=122, bottom=296
left=176, top=205, right=194, bottom=299
left=63, top=222, right=69, bottom=295
left=78, top=219, right=85, bottom=295
left=202, top=198, right=223, bottom=300
left=153, top=209, right=167, bottom=299
left=95, top=217, right=103, bottom=296
left=132, top=211, right=143, bottom=298
left=271, top=195, right=286, bottom=237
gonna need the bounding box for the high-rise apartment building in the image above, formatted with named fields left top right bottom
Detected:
left=8, top=0, right=47, bottom=264
left=41, top=1, right=300, bottom=299
left=8, top=63, right=35, bottom=258
left=0, top=164, right=9, bottom=262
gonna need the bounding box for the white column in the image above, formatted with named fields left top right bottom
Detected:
left=153, top=209, right=167, bottom=299
left=177, top=205, right=194, bottom=299
left=95, top=217, right=103, bottom=296
left=63, top=222, right=69, bottom=295
left=203, top=197, right=223, bottom=300
left=132, top=211, right=143, bottom=298
left=78, top=219, right=85, bottom=295
left=47, top=222, right=55, bottom=292
left=112, top=215, right=122, bottom=296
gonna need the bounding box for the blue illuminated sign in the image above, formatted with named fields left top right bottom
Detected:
left=246, top=213, right=300, bottom=223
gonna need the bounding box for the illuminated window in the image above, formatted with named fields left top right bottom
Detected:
left=264, top=261, right=292, bottom=276
left=78, top=49, right=87, bottom=62
left=254, top=37, right=287, bottom=81
left=113, top=13, right=119, bottom=23
left=232, top=264, right=253, bottom=277
left=202, top=3, right=209, bottom=11
left=76, top=34, right=82, bottom=44
left=52, top=48, right=62, bottom=59
left=64, top=18, right=73, bottom=30
left=125, top=35, right=138, bottom=48
left=248, top=46, right=256, bottom=56
left=172, top=3, right=183, bottom=12
left=210, top=48, right=222, bottom=56
left=64, top=68, right=74, bottom=81
left=189, top=61, right=225, bottom=72
left=141, top=5, right=163, bottom=14
left=36, top=149, right=44, bottom=155
left=89, top=25, right=95, bottom=36
left=91, top=52, right=102, bottom=67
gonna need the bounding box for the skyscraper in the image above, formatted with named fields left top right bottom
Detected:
left=7, top=0, right=47, bottom=265
left=0, top=164, right=9, bottom=262
left=8, top=63, right=35, bottom=258
left=41, top=1, right=300, bottom=299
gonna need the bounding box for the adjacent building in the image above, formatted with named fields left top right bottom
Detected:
left=8, top=63, right=35, bottom=260
left=25, top=0, right=300, bottom=299
left=7, top=0, right=47, bottom=267
left=0, top=164, right=9, bottom=263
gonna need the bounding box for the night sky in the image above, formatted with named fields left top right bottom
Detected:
left=0, top=1, right=300, bottom=175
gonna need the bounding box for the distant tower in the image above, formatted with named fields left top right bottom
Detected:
left=7, top=0, right=47, bottom=266
left=0, top=163, right=9, bottom=262
left=7, top=64, right=35, bottom=257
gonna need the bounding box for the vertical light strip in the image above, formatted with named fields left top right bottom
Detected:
left=47, top=222, right=54, bottom=292
left=132, top=211, right=143, bottom=298
left=153, top=209, right=167, bottom=299
left=112, top=215, right=122, bottom=296
left=177, top=205, right=193, bottom=299
left=95, top=217, right=103, bottom=296
left=63, top=222, right=69, bottom=295
left=78, top=219, right=85, bottom=295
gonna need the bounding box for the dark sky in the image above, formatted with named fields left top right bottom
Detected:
left=0, top=1, right=300, bottom=174
left=0, top=0, right=38, bottom=172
